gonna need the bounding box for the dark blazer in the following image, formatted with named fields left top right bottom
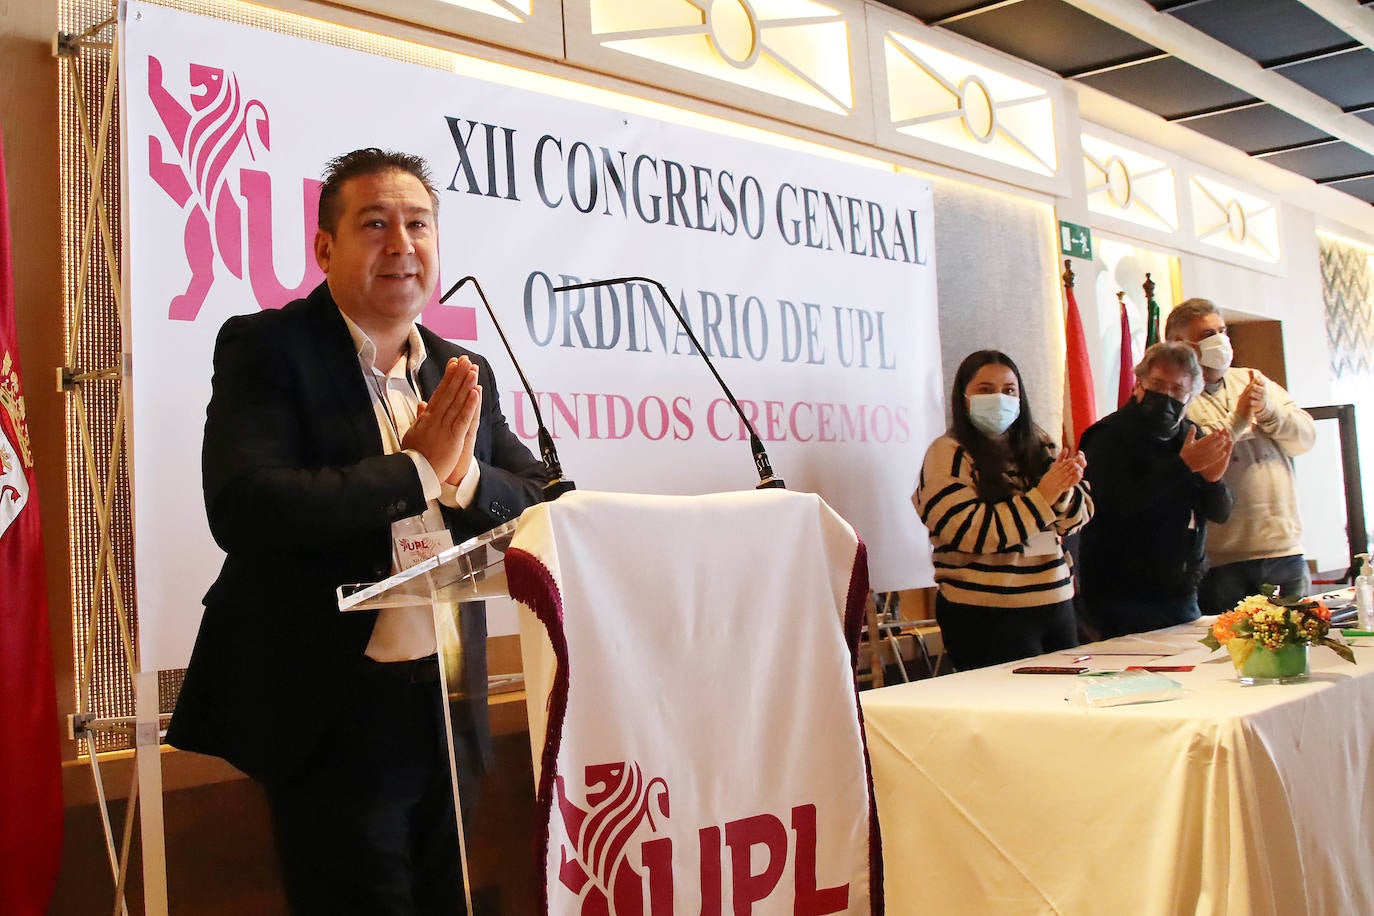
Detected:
left=1078, top=402, right=1233, bottom=601
left=167, top=282, right=550, bottom=785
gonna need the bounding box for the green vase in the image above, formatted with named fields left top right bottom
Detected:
left=1238, top=644, right=1309, bottom=685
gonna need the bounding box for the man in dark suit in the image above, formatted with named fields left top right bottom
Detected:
left=167, top=148, right=550, bottom=915
left=1078, top=341, right=1234, bottom=638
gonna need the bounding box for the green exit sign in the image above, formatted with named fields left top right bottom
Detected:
left=1059, top=221, right=1093, bottom=260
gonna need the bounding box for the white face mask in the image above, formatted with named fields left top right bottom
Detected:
left=967, top=393, right=1020, bottom=437
left=1197, top=333, right=1233, bottom=372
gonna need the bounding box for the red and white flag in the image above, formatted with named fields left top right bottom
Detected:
left=0, top=123, right=63, bottom=916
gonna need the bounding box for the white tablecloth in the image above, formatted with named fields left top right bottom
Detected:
left=860, top=624, right=1374, bottom=915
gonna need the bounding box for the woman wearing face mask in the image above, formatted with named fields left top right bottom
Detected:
left=914, top=350, right=1093, bottom=670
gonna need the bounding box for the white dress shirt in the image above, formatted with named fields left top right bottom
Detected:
left=338, top=310, right=480, bottom=661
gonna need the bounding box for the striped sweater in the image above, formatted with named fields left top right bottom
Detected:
left=914, top=435, right=1093, bottom=608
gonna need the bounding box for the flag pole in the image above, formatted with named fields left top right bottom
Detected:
left=1144, top=272, right=1161, bottom=347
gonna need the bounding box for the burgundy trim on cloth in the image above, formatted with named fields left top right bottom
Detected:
left=844, top=540, right=884, bottom=916
left=503, top=546, right=569, bottom=916
left=843, top=539, right=871, bottom=665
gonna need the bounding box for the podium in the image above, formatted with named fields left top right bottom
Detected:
left=337, top=515, right=531, bottom=914
left=339, top=490, right=881, bottom=915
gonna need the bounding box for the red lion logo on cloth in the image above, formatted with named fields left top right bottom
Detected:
left=556, top=761, right=671, bottom=915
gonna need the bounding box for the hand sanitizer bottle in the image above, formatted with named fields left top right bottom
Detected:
left=1355, top=553, right=1373, bottom=630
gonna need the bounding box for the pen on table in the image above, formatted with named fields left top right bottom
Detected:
left=1071, top=655, right=1092, bottom=663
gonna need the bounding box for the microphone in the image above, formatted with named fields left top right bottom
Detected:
left=439, top=276, right=576, bottom=500
left=552, top=276, right=785, bottom=490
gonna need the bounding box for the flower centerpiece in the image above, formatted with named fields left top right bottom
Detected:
left=1201, top=585, right=1356, bottom=684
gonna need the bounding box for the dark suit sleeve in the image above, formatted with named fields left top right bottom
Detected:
left=1200, top=479, right=1233, bottom=524
left=202, top=314, right=427, bottom=554
left=441, top=354, right=551, bottom=535
left=1082, top=421, right=1221, bottom=522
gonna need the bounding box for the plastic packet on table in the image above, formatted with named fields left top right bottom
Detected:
left=1070, top=670, right=1187, bottom=707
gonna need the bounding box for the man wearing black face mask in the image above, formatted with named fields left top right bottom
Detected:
left=1078, top=342, right=1236, bottom=637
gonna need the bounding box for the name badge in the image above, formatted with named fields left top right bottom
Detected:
left=395, top=530, right=455, bottom=571
left=1023, top=529, right=1060, bottom=557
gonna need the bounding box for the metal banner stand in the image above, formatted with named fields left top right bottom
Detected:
left=55, top=4, right=170, bottom=914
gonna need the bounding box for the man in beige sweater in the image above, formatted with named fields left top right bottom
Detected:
left=1166, top=298, right=1316, bottom=612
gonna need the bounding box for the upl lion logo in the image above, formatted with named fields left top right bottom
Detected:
left=146, top=55, right=320, bottom=321
left=143, top=55, right=475, bottom=339
left=553, top=761, right=852, bottom=914
left=556, top=761, right=672, bottom=915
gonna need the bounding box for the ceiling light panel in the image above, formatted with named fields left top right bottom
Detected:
left=1189, top=173, right=1281, bottom=263
left=870, top=8, right=1066, bottom=195
left=1082, top=133, right=1179, bottom=232
left=565, top=0, right=873, bottom=137
left=332, top=0, right=564, bottom=57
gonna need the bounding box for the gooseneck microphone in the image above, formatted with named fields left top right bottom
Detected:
left=552, top=276, right=785, bottom=490
left=439, top=276, right=576, bottom=500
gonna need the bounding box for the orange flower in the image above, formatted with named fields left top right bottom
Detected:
left=1212, top=608, right=1247, bottom=644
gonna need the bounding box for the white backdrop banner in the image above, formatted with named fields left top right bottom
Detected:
left=121, top=1, right=943, bottom=671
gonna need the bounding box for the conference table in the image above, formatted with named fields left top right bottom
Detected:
left=860, top=621, right=1374, bottom=915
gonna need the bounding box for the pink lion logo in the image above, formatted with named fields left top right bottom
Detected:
left=146, top=55, right=327, bottom=321
left=556, top=761, right=672, bottom=915
left=143, top=55, right=476, bottom=338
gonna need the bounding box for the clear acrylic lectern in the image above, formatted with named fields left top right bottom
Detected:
left=335, top=518, right=536, bottom=915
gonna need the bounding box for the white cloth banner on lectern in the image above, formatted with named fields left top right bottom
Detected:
left=507, top=489, right=877, bottom=915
